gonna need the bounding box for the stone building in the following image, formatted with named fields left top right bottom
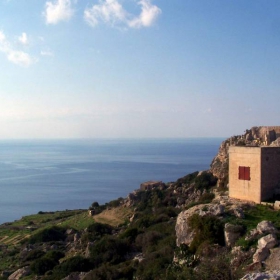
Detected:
left=229, top=146, right=280, bottom=203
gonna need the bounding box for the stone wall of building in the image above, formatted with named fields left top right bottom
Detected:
left=229, top=146, right=261, bottom=203
left=261, top=147, right=280, bottom=201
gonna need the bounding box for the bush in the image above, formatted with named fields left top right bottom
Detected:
left=82, top=222, right=113, bottom=244
left=198, top=192, right=215, bottom=204
left=29, top=226, right=66, bottom=244
left=188, top=214, right=224, bottom=253
left=87, top=222, right=113, bottom=236
left=90, top=236, right=130, bottom=265
left=24, top=249, right=45, bottom=261
left=176, top=172, right=199, bottom=186
left=194, top=172, right=217, bottom=190
left=31, top=257, right=57, bottom=275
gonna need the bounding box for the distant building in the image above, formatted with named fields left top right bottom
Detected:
left=229, top=146, right=280, bottom=203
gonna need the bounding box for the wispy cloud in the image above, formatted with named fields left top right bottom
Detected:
left=84, top=0, right=161, bottom=29
left=0, top=31, right=35, bottom=67
left=44, top=0, right=74, bottom=25
left=40, top=50, right=54, bottom=57
left=18, top=32, right=29, bottom=45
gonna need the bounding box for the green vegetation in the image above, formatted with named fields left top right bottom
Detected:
left=188, top=214, right=225, bottom=253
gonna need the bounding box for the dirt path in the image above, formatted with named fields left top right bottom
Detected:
left=93, top=206, right=133, bottom=227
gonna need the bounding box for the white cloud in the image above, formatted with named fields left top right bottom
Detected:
left=44, top=0, right=74, bottom=24
left=84, top=0, right=161, bottom=29
left=84, top=0, right=127, bottom=27
left=0, top=30, right=35, bottom=67
left=18, top=32, right=28, bottom=45
left=128, top=0, right=161, bottom=28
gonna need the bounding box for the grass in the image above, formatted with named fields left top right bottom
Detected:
left=93, top=206, right=133, bottom=227
left=240, top=204, right=280, bottom=231
left=0, top=210, right=88, bottom=245
left=59, top=212, right=95, bottom=230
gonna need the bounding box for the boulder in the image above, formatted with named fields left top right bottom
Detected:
left=274, top=201, right=280, bottom=210
left=265, top=247, right=280, bottom=270
left=175, top=203, right=224, bottom=246
left=252, top=247, right=270, bottom=263
left=257, top=221, right=277, bottom=234
left=258, top=234, right=278, bottom=250
left=8, top=267, right=30, bottom=280
left=224, top=223, right=243, bottom=247
left=240, top=271, right=280, bottom=280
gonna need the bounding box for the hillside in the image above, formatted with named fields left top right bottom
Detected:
left=1, top=129, right=280, bottom=280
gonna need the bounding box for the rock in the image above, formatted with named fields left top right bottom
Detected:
left=252, top=233, right=278, bottom=263
left=175, top=203, right=224, bottom=246
left=274, top=201, right=280, bottom=210
left=74, top=232, right=81, bottom=243
left=258, top=234, right=278, bottom=250
left=85, top=242, right=94, bottom=258
left=240, top=271, right=280, bottom=280
left=62, top=272, right=87, bottom=280
left=8, top=267, right=30, bottom=280
left=133, top=253, right=145, bottom=262
left=252, top=247, right=270, bottom=263
left=129, top=214, right=135, bottom=222
left=257, top=221, right=277, bottom=234
left=244, top=261, right=262, bottom=273
left=265, top=247, right=280, bottom=270
left=233, top=207, right=244, bottom=218
left=66, top=228, right=75, bottom=235
left=224, top=223, right=243, bottom=247
left=231, top=246, right=256, bottom=270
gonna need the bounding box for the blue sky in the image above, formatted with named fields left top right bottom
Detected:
left=0, top=0, right=279, bottom=138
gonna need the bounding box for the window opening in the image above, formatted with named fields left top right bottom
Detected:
left=239, top=166, right=250, bottom=180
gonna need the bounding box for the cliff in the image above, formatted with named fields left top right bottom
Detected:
left=210, top=126, right=280, bottom=188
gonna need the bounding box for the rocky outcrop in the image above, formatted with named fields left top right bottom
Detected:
left=8, top=267, right=30, bottom=280
left=244, top=221, right=279, bottom=263
left=210, top=126, right=280, bottom=187
left=175, top=203, right=224, bottom=246
left=257, top=220, right=277, bottom=235
left=240, top=270, right=280, bottom=280
left=224, top=223, right=243, bottom=247
left=246, top=220, right=277, bottom=241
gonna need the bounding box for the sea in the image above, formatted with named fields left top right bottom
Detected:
left=0, top=138, right=223, bottom=224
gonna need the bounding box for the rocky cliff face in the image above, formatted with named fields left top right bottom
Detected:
left=209, top=126, right=280, bottom=188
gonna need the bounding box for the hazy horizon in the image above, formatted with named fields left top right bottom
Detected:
left=0, top=1, right=279, bottom=139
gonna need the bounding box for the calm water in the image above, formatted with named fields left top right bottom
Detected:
left=0, top=138, right=222, bottom=224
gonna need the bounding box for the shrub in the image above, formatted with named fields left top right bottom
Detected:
left=198, top=192, right=215, bottom=204
left=87, top=222, right=113, bottom=236
left=90, top=236, right=130, bottom=265
left=175, top=172, right=199, bottom=186
left=135, top=231, right=163, bottom=253
left=24, top=249, right=45, bottom=261
left=31, top=257, right=57, bottom=275
left=188, top=214, right=224, bottom=253
left=194, top=172, right=217, bottom=190
left=29, top=226, right=66, bottom=244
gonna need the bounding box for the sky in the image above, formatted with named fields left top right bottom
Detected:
left=0, top=0, right=280, bottom=139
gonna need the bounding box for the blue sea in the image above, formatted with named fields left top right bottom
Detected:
left=0, top=138, right=223, bottom=224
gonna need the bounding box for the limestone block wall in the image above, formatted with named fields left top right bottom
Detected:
left=261, top=147, right=280, bottom=200
left=229, top=147, right=261, bottom=203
